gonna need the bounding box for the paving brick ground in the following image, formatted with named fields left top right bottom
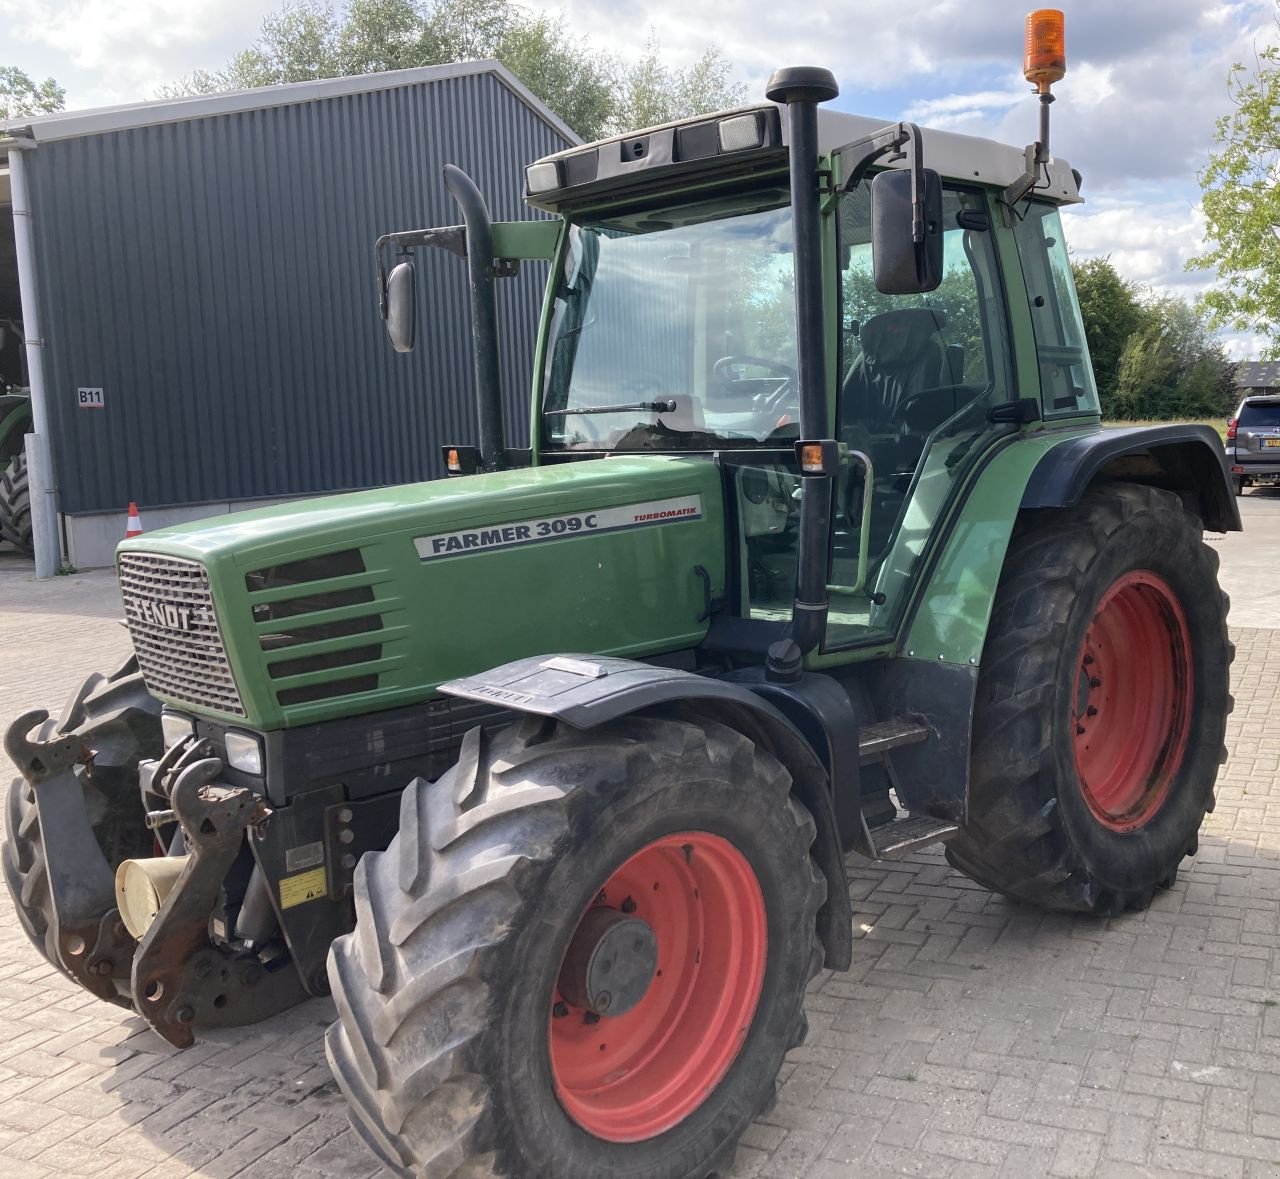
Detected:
left=0, top=559, right=1277, bottom=1179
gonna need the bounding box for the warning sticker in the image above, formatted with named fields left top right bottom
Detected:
left=414, top=495, right=703, bottom=562
left=279, top=867, right=328, bottom=909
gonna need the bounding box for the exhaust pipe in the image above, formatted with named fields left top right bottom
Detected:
left=764, top=66, right=840, bottom=678
left=444, top=164, right=506, bottom=472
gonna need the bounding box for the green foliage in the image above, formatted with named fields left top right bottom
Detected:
left=162, top=0, right=744, bottom=143
left=1072, top=256, right=1237, bottom=421
left=0, top=66, right=66, bottom=121
left=1187, top=5, right=1280, bottom=357
left=1111, top=296, right=1237, bottom=421
left=1071, top=257, right=1145, bottom=413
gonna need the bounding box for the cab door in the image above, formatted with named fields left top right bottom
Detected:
left=824, top=183, right=1018, bottom=650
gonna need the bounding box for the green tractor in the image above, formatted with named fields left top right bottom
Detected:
left=0, top=319, right=33, bottom=554
left=4, top=38, right=1236, bottom=1179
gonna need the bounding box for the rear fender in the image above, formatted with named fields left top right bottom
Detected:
left=440, top=655, right=854, bottom=971
left=897, top=423, right=1237, bottom=820
left=1020, top=424, right=1240, bottom=532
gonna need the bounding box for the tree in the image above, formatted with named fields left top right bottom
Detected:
left=1187, top=6, right=1280, bottom=357
left=1071, top=257, right=1145, bottom=417
left=0, top=66, right=66, bottom=121
left=163, top=0, right=743, bottom=143
left=1112, top=295, right=1237, bottom=420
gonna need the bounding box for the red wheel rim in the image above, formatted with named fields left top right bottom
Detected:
left=549, top=831, right=767, bottom=1143
left=1072, top=570, right=1194, bottom=832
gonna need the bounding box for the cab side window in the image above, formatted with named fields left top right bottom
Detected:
left=1011, top=202, right=1100, bottom=417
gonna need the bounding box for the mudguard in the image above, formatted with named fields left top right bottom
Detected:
left=440, top=654, right=855, bottom=971
left=1020, top=424, right=1240, bottom=532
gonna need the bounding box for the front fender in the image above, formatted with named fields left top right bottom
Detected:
left=440, top=654, right=854, bottom=971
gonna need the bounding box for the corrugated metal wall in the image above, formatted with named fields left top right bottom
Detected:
left=25, top=72, right=568, bottom=515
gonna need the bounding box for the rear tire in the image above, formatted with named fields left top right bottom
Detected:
left=946, top=482, right=1231, bottom=913
left=326, top=713, right=825, bottom=1178
left=0, top=450, right=32, bottom=554
left=3, top=659, right=161, bottom=969
left=1233, top=476, right=1244, bottom=497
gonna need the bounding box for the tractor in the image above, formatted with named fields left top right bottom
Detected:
left=0, top=318, right=32, bottom=554
left=3, top=14, right=1236, bottom=1179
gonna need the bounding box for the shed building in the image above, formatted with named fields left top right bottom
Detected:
left=0, top=61, right=575, bottom=573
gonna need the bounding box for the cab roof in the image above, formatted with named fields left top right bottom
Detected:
left=526, top=102, right=1082, bottom=213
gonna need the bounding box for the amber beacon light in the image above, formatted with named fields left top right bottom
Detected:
left=1024, top=9, right=1067, bottom=93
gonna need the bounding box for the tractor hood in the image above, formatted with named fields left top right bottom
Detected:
left=116, top=455, right=725, bottom=730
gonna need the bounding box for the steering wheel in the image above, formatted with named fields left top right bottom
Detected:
left=712, top=355, right=798, bottom=415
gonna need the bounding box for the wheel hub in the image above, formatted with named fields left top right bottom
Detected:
left=1071, top=569, right=1193, bottom=832
left=557, top=907, right=657, bottom=1017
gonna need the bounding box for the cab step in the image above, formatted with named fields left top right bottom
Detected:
left=866, top=813, right=960, bottom=860
left=858, top=716, right=930, bottom=763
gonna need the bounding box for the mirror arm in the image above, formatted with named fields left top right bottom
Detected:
left=375, top=225, right=465, bottom=319
left=835, top=121, right=924, bottom=201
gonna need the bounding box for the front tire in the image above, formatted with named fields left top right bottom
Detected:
left=946, top=482, right=1231, bottom=913
left=326, top=713, right=825, bottom=1178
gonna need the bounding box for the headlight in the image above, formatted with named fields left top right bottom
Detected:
left=718, top=112, right=766, bottom=153
left=160, top=711, right=195, bottom=748
left=525, top=160, right=561, bottom=194
left=224, top=730, right=264, bottom=776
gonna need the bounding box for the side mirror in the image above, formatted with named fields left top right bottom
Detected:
left=871, top=168, right=943, bottom=294
left=385, top=260, right=417, bottom=353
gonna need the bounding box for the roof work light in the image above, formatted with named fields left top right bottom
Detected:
left=1024, top=9, right=1067, bottom=94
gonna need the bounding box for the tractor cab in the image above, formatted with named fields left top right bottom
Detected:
left=383, top=78, right=1092, bottom=664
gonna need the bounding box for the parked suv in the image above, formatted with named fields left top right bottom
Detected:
left=1227, top=394, right=1280, bottom=495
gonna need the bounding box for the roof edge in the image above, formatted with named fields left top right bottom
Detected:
left=0, top=60, right=579, bottom=149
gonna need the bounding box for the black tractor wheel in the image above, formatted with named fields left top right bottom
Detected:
left=0, top=449, right=32, bottom=554
left=326, top=713, right=825, bottom=1179
left=3, top=657, right=162, bottom=968
left=946, top=482, right=1231, bottom=914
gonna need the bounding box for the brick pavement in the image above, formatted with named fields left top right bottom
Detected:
left=0, top=560, right=1277, bottom=1179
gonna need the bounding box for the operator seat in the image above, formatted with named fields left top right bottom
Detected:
left=840, top=307, right=948, bottom=431
left=835, top=307, right=949, bottom=568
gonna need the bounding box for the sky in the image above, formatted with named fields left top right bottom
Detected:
left=3, top=0, right=1276, bottom=357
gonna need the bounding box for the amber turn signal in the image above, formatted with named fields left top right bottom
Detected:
left=446, top=447, right=463, bottom=474
left=1024, top=9, right=1066, bottom=92
left=799, top=444, right=825, bottom=474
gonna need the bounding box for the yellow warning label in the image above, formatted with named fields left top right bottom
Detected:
left=279, top=867, right=328, bottom=909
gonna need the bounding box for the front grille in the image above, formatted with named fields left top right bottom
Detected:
left=119, top=553, right=245, bottom=717
left=245, top=548, right=386, bottom=710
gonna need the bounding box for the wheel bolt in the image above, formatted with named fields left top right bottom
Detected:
left=553, top=1002, right=569, bottom=1018
left=1076, top=725, right=1086, bottom=735
left=621, top=896, right=637, bottom=914
left=1090, top=676, right=1102, bottom=688
left=583, top=1011, right=600, bottom=1026
left=1083, top=655, right=1094, bottom=666
left=594, top=890, right=607, bottom=906
left=1086, top=706, right=1098, bottom=717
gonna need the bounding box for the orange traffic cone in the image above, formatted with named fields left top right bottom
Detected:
left=125, top=502, right=143, bottom=538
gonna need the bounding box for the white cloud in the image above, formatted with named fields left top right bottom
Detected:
left=3, top=0, right=1276, bottom=357
left=1064, top=199, right=1209, bottom=291
left=0, top=0, right=274, bottom=107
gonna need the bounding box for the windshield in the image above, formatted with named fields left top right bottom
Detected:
left=541, top=193, right=798, bottom=451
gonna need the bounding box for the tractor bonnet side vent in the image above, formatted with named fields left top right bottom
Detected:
left=245, top=548, right=387, bottom=710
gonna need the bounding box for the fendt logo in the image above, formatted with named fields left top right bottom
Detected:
left=136, top=598, right=201, bottom=632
